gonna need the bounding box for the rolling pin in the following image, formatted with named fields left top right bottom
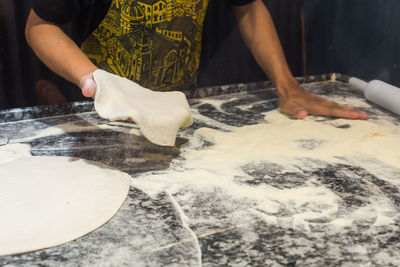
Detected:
left=349, top=77, right=400, bottom=116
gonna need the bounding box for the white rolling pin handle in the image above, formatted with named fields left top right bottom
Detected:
left=365, top=80, right=400, bottom=116
left=349, top=77, right=368, bottom=92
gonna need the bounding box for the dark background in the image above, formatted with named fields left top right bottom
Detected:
left=0, top=0, right=399, bottom=110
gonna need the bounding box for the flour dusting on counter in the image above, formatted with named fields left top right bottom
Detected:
left=198, top=110, right=400, bottom=167
left=134, top=109, right=400, bottom=233
left=0, top=144, right=31, bottom=163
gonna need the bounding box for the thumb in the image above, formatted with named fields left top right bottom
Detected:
left=279, top=101, right=308, bottom=119
left=79, top=73, right=97, bottom=98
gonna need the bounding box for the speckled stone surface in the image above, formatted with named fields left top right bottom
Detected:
left=1, top=74, right=400, bottom=266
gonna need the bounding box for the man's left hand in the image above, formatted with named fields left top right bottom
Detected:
left=277, top=80, right=369, bottom=120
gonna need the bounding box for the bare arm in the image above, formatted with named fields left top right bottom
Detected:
left=233, top=1, right=367, bottom=120
left=25, top=9, right=98, bottom=97
left=233, top=0, right=293, bottom=86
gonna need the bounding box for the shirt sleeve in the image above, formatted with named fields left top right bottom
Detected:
left=229, top=0, right=257, bottom=6
left=32, top=0, right=82, bottom=24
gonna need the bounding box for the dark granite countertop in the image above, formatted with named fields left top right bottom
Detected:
left=1, top=74, right=400, bottom=266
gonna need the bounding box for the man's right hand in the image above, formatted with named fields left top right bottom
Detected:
left=79, top=72, right=98, bottom=98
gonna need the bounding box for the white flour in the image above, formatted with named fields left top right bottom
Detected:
left=197, top=110, right=400, bottom=167
left=0, top=144, right=32, bottom=163
left=134, top=110, right=400, bottom=232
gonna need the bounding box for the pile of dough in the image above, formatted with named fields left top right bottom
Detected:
left=93, top=70, right=193, bottom=146
left=0, top=156, right=131, bottom=256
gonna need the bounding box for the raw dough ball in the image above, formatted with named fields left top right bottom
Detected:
left=0, top=156, right=131, bottom=256
left=93, top=70, right=193, bottom=146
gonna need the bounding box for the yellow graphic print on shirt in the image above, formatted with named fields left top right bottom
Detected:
left=81, top=0, right=209, bottom=91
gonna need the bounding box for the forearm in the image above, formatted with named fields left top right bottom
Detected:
left=233, top=1, right=368, bottom=120
left=233, top=0, right=296, bottom=89
left=25, top=9, right=97, bottom=87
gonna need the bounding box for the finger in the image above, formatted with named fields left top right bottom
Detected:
left=81, top=78, right=97, bottom=98
left=333, top=108, right=368, bottom=120
left=358, top=111, right=369, bottom=120
left=302, top=98, right=364, bottom=119
left=319, top=105, right=368, bottom=120
left=280, top=102, right=308, bottom=119
left=294, top=109, right=308, bottom=119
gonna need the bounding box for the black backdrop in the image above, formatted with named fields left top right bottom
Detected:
left=0, top=0, right=399, bottom=110
left=305, top=0, right=400, bottom=86
left=198, top=0, right=303, bottom=88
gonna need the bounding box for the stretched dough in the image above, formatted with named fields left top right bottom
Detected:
left=93, top=70, right=193, bottom=146
left=0, top=156, right=131, bottom=256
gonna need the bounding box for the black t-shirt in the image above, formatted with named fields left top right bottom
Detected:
left=32, top=0, right=256, bottom=45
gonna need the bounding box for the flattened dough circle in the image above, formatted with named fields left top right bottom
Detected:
left=0, top=156, right=131, bottom=256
